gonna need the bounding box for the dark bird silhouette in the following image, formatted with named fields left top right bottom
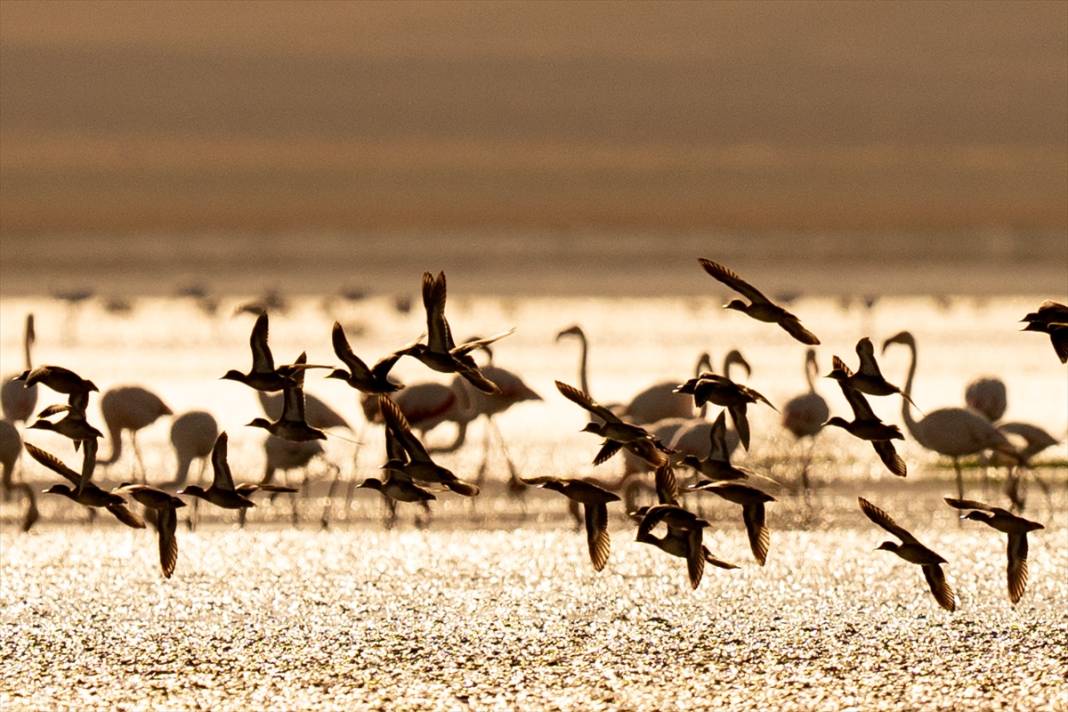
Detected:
left=686, top=481, right=775, bottom=565
left=98, top=386, right=172, bottom=479
left=828, top=338, right=916, bottom=406
left=634, top=504, right=735, bottom=588
left=1020, top=301, right=1068, bottom=363
left=822, top=366, right=907, bottom=477
left=399, top=271, right=513, bottom=394
left=114, top=483, right=185, bottom=578
left=246, top=355, right=327, bottom=442
left=14, top=365, right=97, bottom=401
left=858, top=497, right=956, bottom=612
left=27, top=442, right=144, bottom=528
left=326, top=321, right=406, bottom=394
left=945, top=498, right=1043, bottom=604
left=522, top=476, right=620, bottom=571
left=699, top=258, right=820, bottom=344
left=1, top=314, right=37, bottom=423
left=680, top=411, right=752, bottom=482
left=178, top=433, right=257, bottom=510
left=673, top=373, right=776, bottom=451
left=222, top=312, right=328, bottom=392
left=378, top=396, right=479, bottom=496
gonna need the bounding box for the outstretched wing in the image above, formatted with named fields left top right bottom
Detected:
left=379, top=396, right=430, bottom=461
left=593, top=440, right=623, bottom=465
left=855, top=338, right=885, bottom=378
left=451, top=328, right=516, bottom=357
left=422, top=272, right=452, bottom=352
left=249, top=312, right=275, bottom=372
left=23, top=442, right=79, bottom=484
left=742, top=503, right=770, bottom=566
left=922, top=564, right=957, bottom=612
left=331, top=322, right=372, bottom=379
left=156, top=507, right=179, bottom=579
left=1006, top=533, right=1029, bottom=605
left=106, top=502, right=146, bottom=529
left=210, top=432, right=236, bottom=491
left=584, top=502, right=611, bottom=572
left=873, top=440, right=907, bottom=477
left=279, top=354, right=308, bottom=423
left=708, top=411, right=730, bottom=462
left=838, top=380, right=877, bottom=421
left=555, top=380, right=620, bottom=423
left=858, top=497, right=918, bottom=544
left=943, top=497, right=996, bottom=512
left=779, top=314, right=821, bottom=345
left=698, top=259, right=771, bottom=305
left=686, top=528, right=705, bottom=589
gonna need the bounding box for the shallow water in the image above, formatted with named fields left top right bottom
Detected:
left=0, top=294, right=1066, bottom=709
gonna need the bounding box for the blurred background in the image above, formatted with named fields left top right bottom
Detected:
left=1, top=0, right=1066, bottom=296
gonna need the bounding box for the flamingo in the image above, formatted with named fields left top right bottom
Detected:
left=99, top=386, right=174, bottom=480
left=882, top=331, right=1018, bottom=500
left=1, top=314, right=37, bottom=423
left=162, top=410, right=219, bottom=488
left=0, top=420, right=22, bottom=501
left=781, top=349, right=829, bottom=491
left=964, top=377, right=1007, bottom=422
left=554, top=325, right=623, bottom=412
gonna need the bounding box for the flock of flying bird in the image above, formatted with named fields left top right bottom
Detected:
left=1, top=261, right=1064, bottom=612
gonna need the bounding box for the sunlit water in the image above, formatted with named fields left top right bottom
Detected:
left=1, top=295, right=1065, bottom=709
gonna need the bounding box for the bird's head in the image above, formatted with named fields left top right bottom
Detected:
left=42, top=484, right=73, bottom=496
left=555, top=325, right=584, bottom=342
left=381, top=459, right=407, bottom=473
left=881, top=331, right=915, bottom=353
left=821, top=416, right=850, bottom=431
left=325, top=369, right=349, bottom=381
left=875, top=541, right=899, bottom=553
left=357, top=478, right=384, bottom=491
left=961, top=511, right=992, bottom=524
left=245, top=418, right=272, bottom=431
left=26, top=419, right=56, bottom=432
left=581, top=422, right=605, bottom=436
left=680, top=454, right=702, bottom=470
left=221, top=370, right=245, bottom=382
left=176, top=485, right=206, bottom=498
left=724, top=299, right=748, bottom=313
left=84, top=380, right=99, bottom=393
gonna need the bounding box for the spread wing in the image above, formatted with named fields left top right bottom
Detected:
left=556, top=380, right=620, bottom=423
left=698, top=259, right=771, bottom=305
left=742, top=503, right=769, bottom=566
left=279, top=355, right=308, bottom=423
left=779, top=314, right=821, bottom=345
left=873, top=440, right=907, bottom=477
left=37, top=404, right=70, bottom=418
left=24, top=442, right=79, bottom=484
left=686, top=528, right=705, bottom=589
left=858, top=497, right=918, bottom=544
left=210, top=432, right=235, bottom=491
left=593, top=440, right=623, bottom=465
left=249, top=312, right=275, bottom=372
left=727, top=403, right=750, bottom=451
left=379, top=396, right=430, bottom=461
left=371, top=350, right=405, bottom=383
left=855, top=338, right=885, bottom=378
left=106, top=502, right=146, bottom=529
left=331, top=322, right=372, bottom=379
left=708, top=411, right=730, bottom=461
left=943, top=497, right=997, bottom=513
left=156, top=507, right=179, bottom=578
left=451, top=328, right=516, bottom=357
left=584, top=502, right=611, bottom=572
left=518, top=476, right=562, bottom=487
left=654, top=465, right=679, bottom=505
left=922, top=564, right=957, bottom=611
left=838, top=380, right=877, bottom=421
left=1006, top=533, right=1029, bottom=604
left=423, top=271, right=452, bottom=352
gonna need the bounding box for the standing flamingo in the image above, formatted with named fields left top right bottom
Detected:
left=99, top=386, right=174, bottom=480
left=162, top=411, right=219, bottom=488
left=1, top=314, right=37, bottom=423
left=882, top=331, right=1018, bottom=500
left=0, top=420, right=22, bottom=501
left=964, top=377, right=1007, bottom=422
left=781, top=349, right=829, bottom=492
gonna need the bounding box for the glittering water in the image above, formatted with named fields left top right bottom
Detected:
left=1, top=295, right=1065, bottom=709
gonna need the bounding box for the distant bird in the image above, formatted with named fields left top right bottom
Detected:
left=964, top=377, right=1007, bottom=422
left=822, top=365, right=907, bottom=477
left=27, top=442, right=144, bottom=528
left=400, top=271, right=513, bottom=394
left=221, top=313, right=328, bottom=392
left=635, top=504, right=734, bottom=589
left=378, top=396, right=479, bottom=496
left=0, top=420, right=22, bottom=501
left=994, top=422, right=1060, bottom=467
left=177, top=433, right=256, bottom=510
left=99, top=386, right=173, bottom=478
left=781, top=349, right=829, bottom=491
left=234, top=288, right=288, bottom=316
left=1, top=314, right=37, bottom=423
left=326, top=321, right=405, bottom=394
left=522, top=476, right=620, bottom=571
left=685, top=481, right=775, bottom=566
left=945, top=498, right=1043, bottom=604
left=883, top=331, right=1019, bottom=499
left=262, top=436, right=324, bottom=487
left=858, top=497, right=956, bottom=612
left=828, top=338, right=915, bottom=406
left=673, top=373, right=776, bottom=451
left=103, top=296, right=134, bottom=315
left=699, top=258, right=820, bottom=344
left=555, top=325, right=602, bottom=401
left=247, top=356, right=327, bottom=442
left=163, top=411, right=219, bottom=488
left=113, top=484, right=185, bottom=578
left=1021, top=300, right=1068, bottom=363
left=679, top=411, right=752, bottom=483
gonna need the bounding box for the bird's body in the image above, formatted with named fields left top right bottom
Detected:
left=823, top=363, right=907, bottom=477
left=1, top=314, right=37, bottom=423
left=782, top=350, right=829, bottom=440
left=14, top=365, right=98, bottom=398
left=699, top=258, right=820, bottom=344
left=247, top=356, right=327, bottom=442
left=964, top=377, right=1007, bottom=422
left=634, top=504, right=730, bottom=588
left=113, top=484, right=185, bottom=578
left=0, top=420, right=22, bottom=500
left=221, top=313, right=327, bottom=392
left=327, top=321, right=405, bottom=394
left=523, top=477, right=619, bottom=571
left=858, top=497, right=956, bottom=611
left=680, top=412, right=752, bottom=482
left=828, top=338, right=912, bottom=402
left=946, top=498, right=1042, bottom=604
left=98, top=386, right=173, bottom=473
left=378, top=396, right=479, bottom=496
left=178, top=432, right=257, bottom=509
left=28, top=442, right=144, bottom=528
left=1021, top=301, right=1068, bottom=363
left=686, top=481, right=774, bottom=565
left=674, top=374, right=776, bottom=451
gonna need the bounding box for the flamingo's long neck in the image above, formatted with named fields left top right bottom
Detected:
left=23, top=315, right=34, bottom=370
left=898, top=338, right=926, bottom=447
left=696, top=353, right=712, bottom=418
left=804, top=352, right=817, bottom=393
left=577, top=330, right=590, bottom=396
left=101, top=421, right=124, bottom=464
